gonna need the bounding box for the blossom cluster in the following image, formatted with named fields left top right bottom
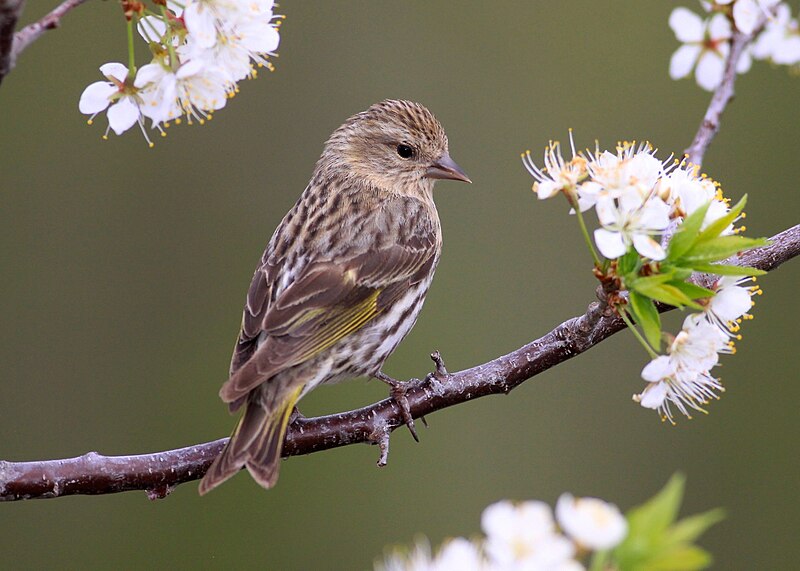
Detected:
left=522, top=135, right=732, bottom=262
left=378, top=475, right=722, bottom=571
left=635, top=278, right=759, bottom=424
left=669, top=1, right=800, bottom=91
left=522, top=135, right=765, bottom=423
left=377, top=494, right=627, bottom=571
left=79, top=0, right=281, bottom=145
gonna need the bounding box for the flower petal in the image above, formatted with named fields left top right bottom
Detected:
left=708, top=13, right=733, bottom=41
left=106, top=97, right=140, bottom=135
left=670, top=44, right=701, bottom=79
left=642, top=356, right=673, bottom=382
left=632, top=233, right=666, bottom=260
left=670, top=7, right=704, bottom=42
left=595, top=195, right=619, bottom=227
left=183, top=1, right=219, bottom=49
left=733, top=0, right=759, bottom=34
left=638, top=197, right=670, bottom=231
left=736, top=47, right=753, bottom=74
left=711, top=286, right=752, bottom=322
left=134, top=63, right=166, bottom=88
left=695, top=51, right=725, bottom=91
left=535, top=180, right=561, bottom=199
left=78, top=81, right=116, bottom=114
left=638, top=381, right=668, bottom=409
left=594, top=228, right=627, bottom=259
left=99, top=62, right=129, bottom=82
left=773, top=37, right=800, bottom=65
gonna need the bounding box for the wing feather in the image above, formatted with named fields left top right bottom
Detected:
left=219, top=242, right=436, bottom=405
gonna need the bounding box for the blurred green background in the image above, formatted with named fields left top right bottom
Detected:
left=2, top=1, right=798, bottom=569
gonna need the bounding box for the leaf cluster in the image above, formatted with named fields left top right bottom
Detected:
left=620, top=196, right=767, bottom=350
left=607, top=474, right=725, bottom=571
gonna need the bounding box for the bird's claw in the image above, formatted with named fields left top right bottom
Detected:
left=374, top=371, right=420, bottom=442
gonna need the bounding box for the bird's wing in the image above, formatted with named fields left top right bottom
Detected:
left=219, top=239, right=437, bottom=406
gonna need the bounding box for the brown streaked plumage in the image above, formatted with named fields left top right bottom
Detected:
left=198, top=99, right=470, bottom=495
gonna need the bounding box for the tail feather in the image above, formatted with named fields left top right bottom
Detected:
left=246, top=386, right=303, bottom=488
left=198, top=385, right=303, bottom=495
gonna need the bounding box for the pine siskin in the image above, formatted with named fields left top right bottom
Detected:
left=199, top=99, right=470, bottom=494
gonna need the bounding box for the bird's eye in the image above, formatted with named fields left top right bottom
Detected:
left=396, top=144, right=415, bottom=159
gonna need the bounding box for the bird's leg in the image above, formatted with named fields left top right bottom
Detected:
left=373, top=371, right=419, bottom=442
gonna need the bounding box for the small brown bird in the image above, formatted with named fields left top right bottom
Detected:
left=198, top=99, right=470, bottom=494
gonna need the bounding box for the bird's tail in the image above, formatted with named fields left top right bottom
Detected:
left=198, top=385, right=303, bottom=495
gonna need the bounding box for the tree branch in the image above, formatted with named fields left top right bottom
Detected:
left=0, top=0, right=24, bottom=85
left=0, top=0, right=89, bottom=85
left=1, top=11, right=794, bottom=501
left=684, top=14, right=768, bottom=166
left=1, top=224, right=797, bottom=501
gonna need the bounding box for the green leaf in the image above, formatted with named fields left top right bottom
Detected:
left=666, top=509, right=726, bottom=545
left=626, top=473, right=686, bottom=540
left=630, top=281, right=703, bottom=309
left=618, top=249, right=640, bottom=277
left=612, top=474, right=723, bottom=571
left=689, top=263, right=767, bottom=277
left=667, top=201, right=710, bottom=259
left=630, top=291, right=662, bottom=350
left=627, top=272, right=676, bottom=290
left=681, top=236, right=770, bottom=264
left=670, top=268, right=694, bottom=281
left=669, top=281, right=715, bottom=302
left=642, top=546, right=713, bottom=571
left=695, top=194, right=746, bottom=243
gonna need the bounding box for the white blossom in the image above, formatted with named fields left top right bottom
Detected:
left=80, top=0, right=280, bottom=143
left=656, top=164, right=733, bottom=232
left=378, top=541, right=435, bottom=571
left=78, top=63, right=152, bottom=145
left=555, top=494, right=628, bottom=551
left=432, top=538, right=484, bottom=571
left=689, top=276, right=760, bottom=337
left=588, top=145, right=662, bottom=192
left=522, top=132, right=587, bottom=201
left=135, top=60, right=229, bottom=126
left=482, top=501, right=580, bottom=570
left=378, top=538, right=487, bottom=571
left=752, top=2, right=800, bottom=64
left=178, top=14, right=280, bottom=85
left=668, top=8, right=751, bottom=91
left=594, top=190, right=671, bottom=260
left=635, top=318, right=730, bottom=423
left=714, top=0, right=779, bottom=34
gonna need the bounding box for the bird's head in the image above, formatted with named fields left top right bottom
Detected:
left=318, top=99, right=471, bottom=197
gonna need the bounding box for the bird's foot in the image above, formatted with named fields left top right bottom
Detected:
left=374, top=371, right=420, bottom=442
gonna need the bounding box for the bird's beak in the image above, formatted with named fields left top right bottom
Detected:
left=426, top=153, right=472, bottom=183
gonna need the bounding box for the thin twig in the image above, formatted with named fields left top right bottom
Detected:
left=1, top=224, right=797, bottom=501
left=684, top=14, right=769, bottom=166
left=0, top=0, right=90, bottom=85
